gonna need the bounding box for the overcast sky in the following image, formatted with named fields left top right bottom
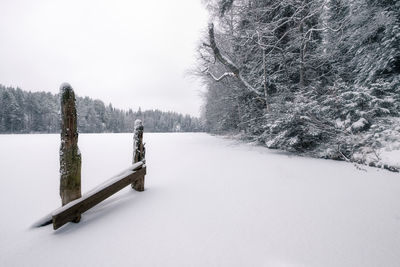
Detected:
left=0, top=0, right=208, bottom=117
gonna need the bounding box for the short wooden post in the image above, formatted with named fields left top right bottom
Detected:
left=59, top=83, right=82, bottom=221
left=132, top=119, right=145, bottom=191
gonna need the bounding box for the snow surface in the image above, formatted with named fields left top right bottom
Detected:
left=380, top=150, right=400, bottom=169
left=0, top=133, right=399, bottom=267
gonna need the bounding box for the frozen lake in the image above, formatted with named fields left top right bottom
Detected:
left=0, top=133, right=399, bottom=267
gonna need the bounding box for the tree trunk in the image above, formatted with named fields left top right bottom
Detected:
left=299, top=21, right=305, bottom=88
left=262, top=48, right=269, bottom=112
left=59, top=83, right=81, bottom=215
left=299, top=2, right=306, bottom=88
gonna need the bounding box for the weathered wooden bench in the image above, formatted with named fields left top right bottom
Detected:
left=52, top=162, right=146, bottom=230
left=34, top=162, right=146, bottom=230
left=33, top=84, right=147, bottom=230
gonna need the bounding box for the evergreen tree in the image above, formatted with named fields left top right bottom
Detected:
left=196, top=0, right=400, bottom=168
left=0, top=85, right=204, bottom=134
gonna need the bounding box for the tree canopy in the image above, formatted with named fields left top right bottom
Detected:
left=196, top=0, right=400, bottom=168
left=0, top=85, right=203, bottom=133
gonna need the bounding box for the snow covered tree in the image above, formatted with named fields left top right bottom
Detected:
left=196, top=0, right=400, bottom=169
left=0, top=84, right=203, bottom=134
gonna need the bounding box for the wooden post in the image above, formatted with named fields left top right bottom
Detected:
left=59, top=83, right=82, bottom=221
left=132, top=119, right=145, bottom=191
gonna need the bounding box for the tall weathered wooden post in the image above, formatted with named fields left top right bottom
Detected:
left=132, top=119, right=145, bottom=191
left=59, top=83, right=82, bottom=213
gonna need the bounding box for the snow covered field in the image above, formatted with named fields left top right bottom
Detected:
left=0, top=133, right=399, bottom=267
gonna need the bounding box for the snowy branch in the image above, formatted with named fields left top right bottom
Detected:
left=208, top=23, right=262, bottom=96
left=203, top=68, right=236, bottom=82
left=208, top=23, right=239, bottom=75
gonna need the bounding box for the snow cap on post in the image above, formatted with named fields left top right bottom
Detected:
left=60, top=82, right=72, bottom=91
left=60, top=83, right=73, bottom=101
left=134, top=119, right=143, bottom=131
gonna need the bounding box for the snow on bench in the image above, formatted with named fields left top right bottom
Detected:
left=33, top=162, right=146, bottom=230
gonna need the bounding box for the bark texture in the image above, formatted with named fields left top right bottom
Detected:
left=59, top=83, right=82, bottom=208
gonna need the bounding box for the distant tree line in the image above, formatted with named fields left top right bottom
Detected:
left=196, top=0, right=399, bottom=168
left=0, top=85, right=203, bottom=133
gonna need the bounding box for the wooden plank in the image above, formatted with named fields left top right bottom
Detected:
left=32, top=162, right=144, bottom=228
left=52, top=165, right=146, bottom=230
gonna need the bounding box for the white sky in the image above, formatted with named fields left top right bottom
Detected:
left=0, top=0, right=208, bottom=116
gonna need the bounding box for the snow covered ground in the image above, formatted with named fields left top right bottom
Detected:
left=0, top=133, right=399, bottom=267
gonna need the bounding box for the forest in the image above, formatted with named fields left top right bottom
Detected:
left=0, top=85, right=203, bottom=133
left=196, top=0, right=400, bottom=168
